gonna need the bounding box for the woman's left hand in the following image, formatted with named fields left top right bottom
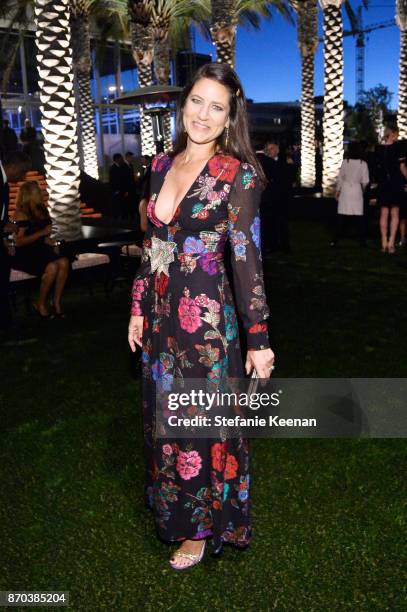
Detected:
left=245, top=348, right=275, bottom=378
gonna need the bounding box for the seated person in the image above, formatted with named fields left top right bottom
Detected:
left=12, top=181, right=70, bottom=318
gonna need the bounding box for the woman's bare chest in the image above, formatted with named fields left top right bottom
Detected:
left=154, top=161, right=209, bottom=225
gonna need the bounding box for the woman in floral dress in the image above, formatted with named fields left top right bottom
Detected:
left=128, top=63, right=275, bottom=570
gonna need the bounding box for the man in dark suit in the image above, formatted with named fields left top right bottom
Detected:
left=257, top=140, right=294, bottom=254
left=0, top=119, right=18, bottom=160
left=123, top=151, right=138, bottom=221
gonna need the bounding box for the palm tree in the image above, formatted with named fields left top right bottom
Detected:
left=34, top=0, right=82, bottom=240
left=210, top=0, right=292, bottom=68
left=292, top=0, right=318, bottom=188
left=397, top=0, right=407, bottom=139
left=319, top=0, right=369, bottom=195
left=70, top=0, right=99, bottom=179
left=1, top=0, right=100, bottom=179
left=151, top=0, right=208, bottom=150
left=319, top=0, right=345, bottom=196
left=128, top=0, right=156, bottom=155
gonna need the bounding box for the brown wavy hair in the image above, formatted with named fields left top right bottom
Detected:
left=16, top=181, right=51, bottom=224
left=172, top=63, right=265, bottom=184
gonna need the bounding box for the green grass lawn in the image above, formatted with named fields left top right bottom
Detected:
left=1, top=219, right=406, bottom=611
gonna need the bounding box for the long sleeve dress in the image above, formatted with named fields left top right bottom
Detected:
left=130, top=152, right=271, bottom=555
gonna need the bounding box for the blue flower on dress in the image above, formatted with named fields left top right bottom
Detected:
left=238, top=489, right=249, bottom=502
left=242, top=170, right=255, bottom=189
left=152, top=355, right=174, bottom=392
left=223, top=482, right=230, bottom=502
left=208, top=357, right=228, bottom=385
left=250, top=215, right=260, bottom=249
left=238, top=474, right=250, bottom=502
left=230, top=230, right=248, bottom=260
left=142, top=350, right=150, bottom=364
left=192, top=202, right=205, bottom=215
left=183, top=236, right=206, bottom=254
left=223, top=304, right=238, bottom=341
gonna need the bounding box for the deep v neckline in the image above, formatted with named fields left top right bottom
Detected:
left=153, top=152, right=217, bottom=226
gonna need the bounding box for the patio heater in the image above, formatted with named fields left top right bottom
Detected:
left=112, top=85, right=183, bottom=154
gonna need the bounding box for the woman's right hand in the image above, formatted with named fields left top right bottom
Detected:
left=42, top=224, right=52, bottom=237
left=128, top=315, right=144, bottom=352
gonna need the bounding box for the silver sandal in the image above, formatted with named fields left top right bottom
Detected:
left=169, top=540, right=206, bottom=570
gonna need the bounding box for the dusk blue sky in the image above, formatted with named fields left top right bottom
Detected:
left=193, top=1, right=399, bottom=108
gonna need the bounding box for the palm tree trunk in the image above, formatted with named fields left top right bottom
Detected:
left=137, top=61, right=156, bottom=156
left=71, top=10, right=99, bottom=179
left=34, top=0, right=81, bottom=240
left=320, top=0, right=344, bottom=196
left=129, top=2, right=156, bottom=156
left=296, top=0, right=318, bottom=188
left=397, top=2, right=407, bottom=139
left=300, top=52, right=316, bottom=187
left=210, top=0, right=237, bottom=67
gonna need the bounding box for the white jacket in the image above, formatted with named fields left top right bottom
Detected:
left=337, top=159, right=369, bottom=216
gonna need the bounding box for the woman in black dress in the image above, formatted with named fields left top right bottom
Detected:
left=376, top=127, right=405, bottom=253
left=13, top=181, right=70, bottom=317
left=128, top=64, right=275, bottom=569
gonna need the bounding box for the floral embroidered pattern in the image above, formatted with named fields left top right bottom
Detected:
left=151, top=352, right=174, bottom=393
left=176, top=450, right=202, bottom=480
left=229, top=229, right=249, bottom=261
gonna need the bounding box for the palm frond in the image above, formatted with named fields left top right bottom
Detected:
left=235, top=0, right=294, bottom=25
left=344, top=0, right=370, bottom=32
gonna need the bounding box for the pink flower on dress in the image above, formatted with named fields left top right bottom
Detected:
left=132, top=279, right=145, bottom=300
left=176, top=450, right=202, bottom=480
left=194, top=294, right=210, bottom=307
left=162, top=444, right=173, bottom=455
left=131, top=278, right=146, bottom=315
left=178, top=296, right=202, bottom=333
left=131, top=301, right=142, bottom=316
left=207, top=299, right=221, bottom=312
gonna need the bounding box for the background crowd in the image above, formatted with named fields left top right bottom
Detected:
left=1, top=119, right=407, bottom=337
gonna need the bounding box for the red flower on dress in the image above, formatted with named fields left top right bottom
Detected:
left=197, top=209, right=209, bottom=220
left=248, top=322, right=268, bottom=334
left=211, top=442, right=227, bottom=472
left=208, top=155, right=240, bottom=183
left=224, top=453, right=238, bottom=480
left=213, top=500, right=222, bottom=510
left=154, top=271, right=169, bottom=297
left=178, top=296, right=202, bottom=333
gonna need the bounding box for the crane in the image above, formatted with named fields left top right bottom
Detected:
left=319, top=7, right=396, bottom=102
left=345, top=6, right=396, bottom=102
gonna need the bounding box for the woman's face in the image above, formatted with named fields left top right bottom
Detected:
left=383, top=130, right=397, bottom=145
left=183, top=78, right=230, bottom=146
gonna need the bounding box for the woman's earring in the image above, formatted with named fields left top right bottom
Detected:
left=224, top=126, right=229, bottom=148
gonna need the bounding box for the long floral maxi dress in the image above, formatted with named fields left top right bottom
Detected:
left=130, top=152, right=270, bottom=555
